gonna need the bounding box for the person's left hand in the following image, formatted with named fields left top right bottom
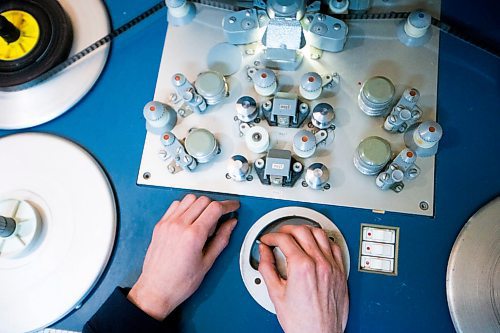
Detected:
left=128, top=194, right=240, bottom=320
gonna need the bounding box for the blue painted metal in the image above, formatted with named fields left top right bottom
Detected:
left=0, top=0, right=498, bottom=332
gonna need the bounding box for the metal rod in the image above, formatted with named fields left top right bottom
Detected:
left=0, top=15, right=21, bottom=44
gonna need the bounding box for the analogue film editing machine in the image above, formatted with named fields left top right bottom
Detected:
left=0, top=0, right=498, bottom=332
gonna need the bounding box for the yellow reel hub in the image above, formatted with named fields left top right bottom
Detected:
left=0, top=10, right=40, bottom=61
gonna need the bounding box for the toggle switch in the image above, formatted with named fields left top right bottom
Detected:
left=361, top=241, right=394, bottom=258
left=360, top=256, right=394, bottom=273
left=362, top=226, right=395, bottom=243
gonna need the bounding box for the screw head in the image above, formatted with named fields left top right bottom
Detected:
left=419, top=201, right=429, bottom=210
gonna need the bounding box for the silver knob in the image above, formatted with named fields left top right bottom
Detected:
left=305, top=163, right=330, bottom=189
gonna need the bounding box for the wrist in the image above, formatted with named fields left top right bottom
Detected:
left=127, top=277, right=174, bottom=321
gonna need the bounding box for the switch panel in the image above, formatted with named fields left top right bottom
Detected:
left=359, top=224, right=399, bottom=275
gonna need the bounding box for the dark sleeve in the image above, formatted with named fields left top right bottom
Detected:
left=83, top=287, right=166, bottom=333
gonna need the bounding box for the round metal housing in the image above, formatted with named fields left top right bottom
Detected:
left=358, top=76, right=395, bottom=116
left=236, top=96, right=258, bottom=122
left=397, top=10, right=432, bottom=47
left=252, top=68, right=277, bottom=97
left=447, top=197, right=500, bottom=333
left=312, top=103, right=335, bottom=129
left=267, top=0, right=305, bottom=19
left=143, top=101, right=177, bottom=134
left=227, top=155, right=251, bottom=181
left=305, top=163, right=330, bottom=189
left=194, top=71, right=228, bottom=105
left=240, top=207, right=350, bottom=313
left=293, top=130, right=316, bottom=158
left=353, top=136, right=392, bottom=175
left=299, top=72, right=322, bottom=100
left=185, top=128, right=220, bottom=163
left=404, top=120, right=443, bottom=157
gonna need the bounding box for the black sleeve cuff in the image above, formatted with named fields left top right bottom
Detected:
left=83, top=287, right=165, bottom=333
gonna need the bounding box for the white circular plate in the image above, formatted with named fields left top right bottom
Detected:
left=0, top=133, right=116, bottom=332
left=240, top=207, right=350, bottom=313
left=207, top=42, right=242, bottom=76
left=0, top=0, right=110, bottom=130
left=446, top=197, right=500, bottom=333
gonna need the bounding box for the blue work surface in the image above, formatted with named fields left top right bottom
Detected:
left=1, top=0, right=499, bottom=332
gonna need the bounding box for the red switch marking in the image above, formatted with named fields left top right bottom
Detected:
left=301, top=136, right=309, bottom=142
left=429, top=126, right=436, bottom=133
left=163, top=134, right=170, bottom=140
left=175, top=75, right=181, bottom=81
left=308, top=76, right=315, bottom=83
left=406, top=151, right=414, bottom=158
left=261, top=73, right=267, bottom=79
left=366, top=261, right=370, bottom=265
left=150, top=106, right=156, bottom=111
left=367, top=232, right=372, bottom=236
left=367, top=247, right=371, bottom=250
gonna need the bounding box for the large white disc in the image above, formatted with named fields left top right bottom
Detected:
left=0, top=0, right=110, bottom=129
left=0, top=133, right=116, bottom=333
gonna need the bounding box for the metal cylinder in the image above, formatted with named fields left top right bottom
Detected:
left=0, top=15, right=21, bottom=44
left=293, top=130, right=316, bottom=158
left=195, top=71, right=228, bottom=105
left=353, top=136, right=392, bottom=175
left=404, top=10, right=431, bottom=38
left=172, top=73, right=187, bottom=87
left=299, top=72, right=322, bottom=100
left=404, top=120, right=443, bottom=157
left=227, top=155, right=251, bottom=181
left=0, top=216, right=16, bottom=238
left=143, top=101, right=178, bottom=134
left=305, top=163, right=330, bottom=189
left=185, top=128, right=220, bottom=163
left=267, top=0, right=306, bottom=19
left=358, top=76, right=395, bottom=116
left=312, top=103, right=335, bottom=129
left=252, top=68, right=277, bottom=97
left=329, top=0, right=349, bottom=14
left=236, top=96, right=258, bottom=122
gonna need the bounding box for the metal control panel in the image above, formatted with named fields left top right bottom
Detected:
left=137, top=1, right=439, bottom=216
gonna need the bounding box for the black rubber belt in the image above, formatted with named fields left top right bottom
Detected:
left=7, top=1, right=498, bottom=91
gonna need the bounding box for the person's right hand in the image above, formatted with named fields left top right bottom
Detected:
left=258, top=225, right=349, bottom=333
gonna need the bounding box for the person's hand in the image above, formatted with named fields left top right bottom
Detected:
left=128, top=194, right=240, bottom=320
left=258, top=225, right=349, bottom=333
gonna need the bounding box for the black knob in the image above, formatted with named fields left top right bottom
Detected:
left=0, top=15, right=21, bottom=44
left=0, top=216, right=16, bottom=238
